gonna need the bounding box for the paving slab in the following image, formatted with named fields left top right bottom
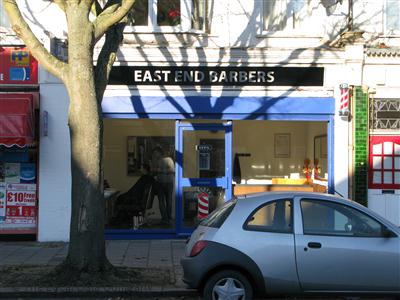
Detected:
left=121, top=241, right=149, bottom=268
left=0, top=239, right=192, bottom=298
left=148, top=240, right=173, bottom=268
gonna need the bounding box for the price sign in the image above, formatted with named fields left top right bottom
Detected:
left=3, top=184, right=37, bottom=226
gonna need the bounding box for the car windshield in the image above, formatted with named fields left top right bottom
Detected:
left=200, top=198, right=237, bottom=228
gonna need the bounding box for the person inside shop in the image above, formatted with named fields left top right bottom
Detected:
left=112, top=163, right=155, bottom=227
left=151, top=146, right=175, bottom=225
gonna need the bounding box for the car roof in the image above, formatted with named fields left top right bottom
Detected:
left=236, top=191, right=345, bottom=202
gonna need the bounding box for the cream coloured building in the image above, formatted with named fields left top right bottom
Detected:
left=0, top=0, right=399, bottom=240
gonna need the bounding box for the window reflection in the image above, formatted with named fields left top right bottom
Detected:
left=104, top=119, right=176, bottom=231
left=192, top=0, right=206, bottom=30
left=0, top=1, right=10, bottom=28
left=128, top=0, right=148, bottom=26
left=157, top=0, right=181, bottom=26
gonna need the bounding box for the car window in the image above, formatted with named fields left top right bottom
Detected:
left=244, top=199, right=293, bottom=233
left=200, top=199, right=236, bottom=228
left=301, top=199, right=386, bottom=237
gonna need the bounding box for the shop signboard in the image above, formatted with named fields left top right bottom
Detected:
left=4, top=183, right=36, bottom=226
left=0, top=46, right=38, bottom=85
left=109, top=66, right=324, bottom=86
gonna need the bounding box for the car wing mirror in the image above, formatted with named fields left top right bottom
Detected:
left=382, top=227, right=396, bottom=238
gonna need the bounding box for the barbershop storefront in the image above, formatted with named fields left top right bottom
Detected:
left=102, top=65, right=335, bottom=239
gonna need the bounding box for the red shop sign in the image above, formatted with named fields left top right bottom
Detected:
left=0, top=46, right=38, bottom=85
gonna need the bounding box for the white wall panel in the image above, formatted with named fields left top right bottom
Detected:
left=38, top=82, right=71, bottom=241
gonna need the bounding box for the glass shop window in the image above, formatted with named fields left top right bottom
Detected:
left=370, top=98, right=400, bottom=131
left=369, top=136, right=400, bottom=189
left=263, top=0, right=340, bottom=35
left=127, top=0, right=206, bottom=32
left=0, top=2, right=10, bottom=28
left=232, top=120, right=329, bottom=195
left=386, top=0, right=400, bottom=34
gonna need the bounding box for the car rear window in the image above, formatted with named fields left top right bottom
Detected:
left=200, top=199, right=237, bottom=228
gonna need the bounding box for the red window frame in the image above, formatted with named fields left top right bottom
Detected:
left=368, top=136, right=400, bottom=189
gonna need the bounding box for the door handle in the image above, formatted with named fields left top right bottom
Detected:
left=307, top=242, right=322, bottom=249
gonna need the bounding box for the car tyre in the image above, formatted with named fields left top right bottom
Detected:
left=203, top=270, right=253, bottom=300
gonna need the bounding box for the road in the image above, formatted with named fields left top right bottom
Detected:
left=13, top=296, right=395, bottom=300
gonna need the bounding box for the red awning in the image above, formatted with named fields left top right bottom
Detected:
left=0, top=93, right=35, bottom=147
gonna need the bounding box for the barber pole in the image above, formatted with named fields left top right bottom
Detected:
left=339, top=83, right=350, bottom=116
left=197, top=191, right=209, bottom=220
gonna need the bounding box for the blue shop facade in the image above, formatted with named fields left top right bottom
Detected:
left=101, top=65, right=335, bottom=239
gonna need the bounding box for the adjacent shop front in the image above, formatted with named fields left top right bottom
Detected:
left=0, top=46, right=39, bottom=237
left=102, top=64, right=334, bottom=239
left=368, top=95, right=400, bottom=225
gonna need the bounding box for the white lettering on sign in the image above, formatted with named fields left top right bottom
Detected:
left=174, top=70, right=205, bottom=83
left=6, top=191, right=36, bottom=206
left=133, top=69, right=277, bottom=84
left=153, top=70, right=171, bottom=82
left=209, top=70, right=275, bottom=83
left=209, top=71, right=218, bottom=83
left=0, top=73, right=3, bottom=81
left=7, top=192, right=34, bottom=203
left=134, top=70, right=171, bottom=83
left=142, top=70, right=152, bottom=82
left=267, top=71, right=275, bottom=83
left=134, top=70, right=142, bottom=82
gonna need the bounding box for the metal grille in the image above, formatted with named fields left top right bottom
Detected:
left=370, top=98, right=400, bottom=130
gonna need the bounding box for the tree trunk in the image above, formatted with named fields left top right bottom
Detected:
left=63, top=7, right=109, bottom=272
left=3, top=0, right=136, bottom=274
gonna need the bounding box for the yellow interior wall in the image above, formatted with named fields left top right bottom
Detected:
left=232, top=120, right=327, bottom=180
left=306, top=122, right=328, bottom=176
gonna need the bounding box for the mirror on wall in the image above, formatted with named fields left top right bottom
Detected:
left=313, top=134, right=328, bottom=179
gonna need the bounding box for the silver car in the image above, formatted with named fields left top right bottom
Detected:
left=181, top=192, right=400, bottom=300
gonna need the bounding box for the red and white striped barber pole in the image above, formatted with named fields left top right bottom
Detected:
left=197, top=191, right=209, bottom=220
left=339, top=83, right=350, bottom=116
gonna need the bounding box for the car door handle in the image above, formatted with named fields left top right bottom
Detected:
left=307, top=242, right=322, bottom=249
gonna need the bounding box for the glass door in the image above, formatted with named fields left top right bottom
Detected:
left=175, top=121, right=232, bottom=235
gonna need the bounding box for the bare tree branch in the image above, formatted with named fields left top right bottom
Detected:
left=3, top=0, right=68, bottom=81
left=93, top=0, right=134, bottom=42
left=92, top=0, right=103, bottom=16
left=95, top=21, right=125, bottom=104
left=52, top=0, right=67, bottom=12
left=80, top=0, right=95, bottom=10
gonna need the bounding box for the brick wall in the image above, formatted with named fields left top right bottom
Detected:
left=353, top=86, right=369, bottom=206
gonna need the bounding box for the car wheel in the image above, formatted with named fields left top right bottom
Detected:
left=203, top=270, right=253, bottom=300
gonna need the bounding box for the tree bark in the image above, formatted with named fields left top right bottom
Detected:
left=3, top=0, right=136, bottom=273
left=63, top=5, right=108, bottom=272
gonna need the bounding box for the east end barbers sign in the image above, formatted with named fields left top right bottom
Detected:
left=109, top=66, right=324, bottom=86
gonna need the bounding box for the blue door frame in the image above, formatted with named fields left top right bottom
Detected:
left=175, top=121, right=233, bottom=236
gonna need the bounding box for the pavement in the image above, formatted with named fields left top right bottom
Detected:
left=0, top=241, right=397, bottom=300
left=0, top=239, right=195, bottom=298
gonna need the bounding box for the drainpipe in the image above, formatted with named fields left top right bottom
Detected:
left=348, top=0, right=353, bottom=31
